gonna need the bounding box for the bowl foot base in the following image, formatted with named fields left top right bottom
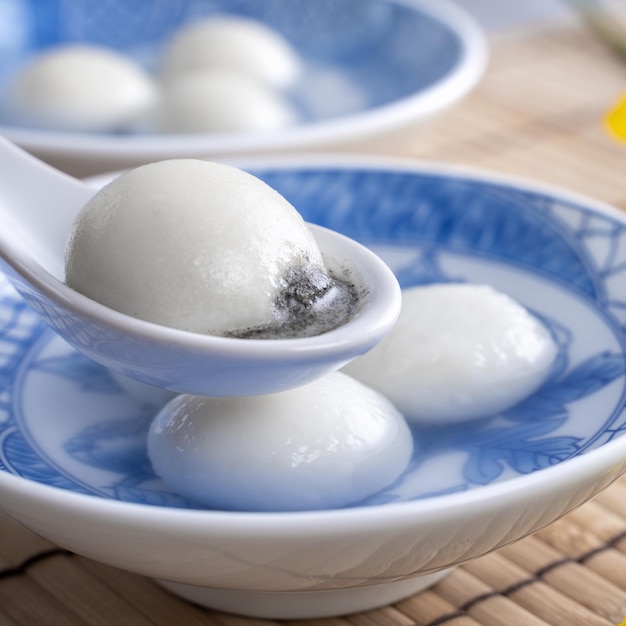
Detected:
left=156, top=569, right=452, bottom=619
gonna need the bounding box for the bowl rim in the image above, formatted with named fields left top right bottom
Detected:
left=2, top=153, right=626, bottom=530
left=0, top=0, right=488, bottom=159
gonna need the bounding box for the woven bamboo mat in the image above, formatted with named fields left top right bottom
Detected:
left=3, top=21, right=626, bottom=626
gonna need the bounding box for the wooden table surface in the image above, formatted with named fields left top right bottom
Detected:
left=3, top=19, right=626, bottom=626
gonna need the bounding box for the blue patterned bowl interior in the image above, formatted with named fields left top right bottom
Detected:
left=2, top=162, right=624, bottom=511
left=0, top=0, right=469, bottom=129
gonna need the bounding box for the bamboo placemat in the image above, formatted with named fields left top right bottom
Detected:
left=3, top=21, right=626, bottom=626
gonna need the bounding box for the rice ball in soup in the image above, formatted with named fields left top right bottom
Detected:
left=147, top=372, right=414, bottom=511
left=344, top=283, right=558, bottom=423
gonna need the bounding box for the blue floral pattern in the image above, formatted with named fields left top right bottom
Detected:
left=1, top=166, right=626, bottom=510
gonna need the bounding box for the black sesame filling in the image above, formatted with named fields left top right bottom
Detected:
left=224, top=264, right=360, bottom=339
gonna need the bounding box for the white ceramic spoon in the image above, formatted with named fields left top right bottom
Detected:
left=0, top=136, right=401, bottom=396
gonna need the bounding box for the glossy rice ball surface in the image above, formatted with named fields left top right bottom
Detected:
left=6, top=44, right=157, bottom=132
left=65, top=159, right=324, bottom=336
left=157, top=71, right=297, bottom=133
left=161, top=15, right=301, bottom=88
left=344, top=283, right=558, bottom=423
left=147, top=372, right=414, bottom=511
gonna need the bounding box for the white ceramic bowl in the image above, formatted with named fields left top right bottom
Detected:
left=0, top=0, right=487, bottom=175
left=2, top=156, right=626, bottom=619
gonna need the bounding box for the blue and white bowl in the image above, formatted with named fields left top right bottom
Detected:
left=1, top=156, right=625, bottom=619
left=0, top=0, right=486, bottom=174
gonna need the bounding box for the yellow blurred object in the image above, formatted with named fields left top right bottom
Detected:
left=605, top=93, right=626, bottom=140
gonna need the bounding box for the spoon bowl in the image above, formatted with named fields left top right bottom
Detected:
left=0, top=137, right=401, bottom=395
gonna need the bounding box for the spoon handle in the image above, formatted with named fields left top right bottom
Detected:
left=0, top=135, right=94, bottom=279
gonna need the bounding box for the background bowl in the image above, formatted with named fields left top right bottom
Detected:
left=0, top=0, right=487, bottom=176
left=2, top=156, right=626, bottom=620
